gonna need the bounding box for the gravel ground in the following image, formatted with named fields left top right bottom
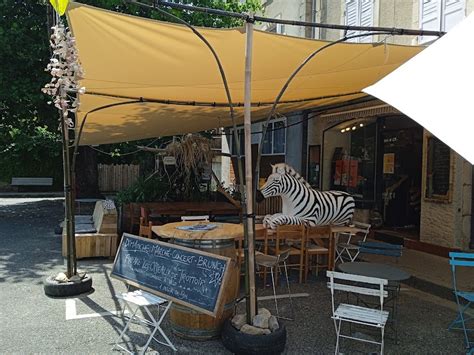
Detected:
left=0, top=198, right=468, bottom=354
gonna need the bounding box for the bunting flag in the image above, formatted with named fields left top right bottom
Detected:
left=50, top=0, right=69, bottom=16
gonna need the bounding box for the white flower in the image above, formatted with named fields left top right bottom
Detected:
left=43, top=20, right=85, bottom=127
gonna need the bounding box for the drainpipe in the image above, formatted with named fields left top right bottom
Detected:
left=470, top=165, right=474, bottom=249
left=301, top=112, right=308, bottom=179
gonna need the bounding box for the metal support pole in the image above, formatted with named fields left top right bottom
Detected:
left=470, top=165, right=474, bottom=249
left=244, top=19, right=256, bottom=322
left=60, top=100, right=76, bottom=277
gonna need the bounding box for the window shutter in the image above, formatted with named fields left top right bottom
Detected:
left=345, top=0, right=359, bottom=42
left=443, top=0, right=465, bottom=32
left=359, top=0, right=374, bottom=43
left=420, top=0, right=441, bottom=43
left=346, top=0, right=373, bottom=43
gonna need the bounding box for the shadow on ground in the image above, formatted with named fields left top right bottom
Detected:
left=0, top=198, right=469, bottom=354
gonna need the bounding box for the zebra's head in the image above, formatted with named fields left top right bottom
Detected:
left=259, top=163, right=309, bottom=199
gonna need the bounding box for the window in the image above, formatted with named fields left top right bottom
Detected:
left=329, top=121, right=376, bottom=204
left=425, top=136, right=451, bottom=200
left=267, top=14, right=285, bottom=35
left=345, top=0, right=374, bottom=43
left=262, top=118, right=286, bottom=155
left=419, top=0, right=465, bottom=43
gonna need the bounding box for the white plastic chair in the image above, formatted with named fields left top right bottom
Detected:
left=335, top=222, right=371, bottom=263
left=327, top=271, right=389, bottom=355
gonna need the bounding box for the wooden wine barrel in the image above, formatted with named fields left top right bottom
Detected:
left=170, top=236, right=240, bottom=340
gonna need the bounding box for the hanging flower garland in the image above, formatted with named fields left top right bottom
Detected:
left=42, top=19, right=85, bottom=128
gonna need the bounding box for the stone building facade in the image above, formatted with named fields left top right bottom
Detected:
left=258, top=0, right=474, bottom=251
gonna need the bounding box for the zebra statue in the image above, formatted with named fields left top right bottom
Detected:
left=258, top=163, right=355, bottom=229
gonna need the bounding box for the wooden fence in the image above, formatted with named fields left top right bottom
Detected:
left=98, top=164, right=140, bottom=192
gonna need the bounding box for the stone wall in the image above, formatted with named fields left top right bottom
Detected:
left=419, top=130, right=472, bottom=250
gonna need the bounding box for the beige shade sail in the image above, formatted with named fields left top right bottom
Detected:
left=67, top=2, right=425, bottom=146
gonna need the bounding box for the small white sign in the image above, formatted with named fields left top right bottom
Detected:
left=163, top=156, right=176, bottom=165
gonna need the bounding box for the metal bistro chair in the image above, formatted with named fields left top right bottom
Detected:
left=114, top=290, right=176, bottom=354
left=255, top=249, right=294, bottom=320
left=448, top=252, right=474, bottom=352
left=335, top=222, right=371, bottom=264
left=327, top=271, right=389, bottom=355
left=236, top=227, right=268, bottom=277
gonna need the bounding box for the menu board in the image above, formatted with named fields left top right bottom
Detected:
left=111, top=233, right=231, bottom=316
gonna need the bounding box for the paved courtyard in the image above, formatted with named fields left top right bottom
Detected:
left=0, top=198, right=468, bottom=354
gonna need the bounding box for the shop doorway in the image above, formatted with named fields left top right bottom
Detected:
left=321, top=115, right=422, bottom=237
left=380, top=116, right=422, bottom=234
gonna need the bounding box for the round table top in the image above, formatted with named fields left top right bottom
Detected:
left=152, top=221, right=246, bottom=240
left=337, top=262, right=411, bottom=281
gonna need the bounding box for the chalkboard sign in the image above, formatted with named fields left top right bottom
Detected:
left=111, top=233, right=231, bottom=316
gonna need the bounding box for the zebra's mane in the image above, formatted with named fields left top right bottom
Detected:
left=272, top=163, right=311, bottom=189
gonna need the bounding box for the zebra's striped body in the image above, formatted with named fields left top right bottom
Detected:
left=259, top=163, right=355, bottom=229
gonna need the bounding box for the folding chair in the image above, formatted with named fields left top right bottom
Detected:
left=113, top=290, right=176, bottom=354
left=255, top=249, right=294, bottom=320
left=236, top=227, right=268, bottom=276
left=335, top=222, right=371, bottom=264
left=327, top=271, right=389, bottom=355
left=448, top=252, right=474, bottom=352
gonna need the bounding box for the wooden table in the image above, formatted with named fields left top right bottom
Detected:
left=127, top=201, right=241, bottom=233
left=338, top=261, right=410, bottom=281
left=153, top=221, right=244, bottom=241
left=153, top=222, right=364, bottom=272
left=231, top=223, right=365, bottom=271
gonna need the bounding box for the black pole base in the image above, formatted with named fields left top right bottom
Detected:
left=43, top=274, right=93, bottom=298
left=221, top=319, right=287, bottom=355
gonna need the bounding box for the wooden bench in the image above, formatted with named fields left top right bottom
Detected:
left=11, top=177, right=53, bottom=186
left=62, top=200, right=118, bottom=259
left=358, top=241, right=403, bottom=259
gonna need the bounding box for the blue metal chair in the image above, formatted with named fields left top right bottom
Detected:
left=448, top=252, right=474, bottom=352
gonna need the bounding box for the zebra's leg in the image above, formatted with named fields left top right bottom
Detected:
left=263, top=213, right=284, bottom=229
left=263, top=214, right=306, bottom=229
